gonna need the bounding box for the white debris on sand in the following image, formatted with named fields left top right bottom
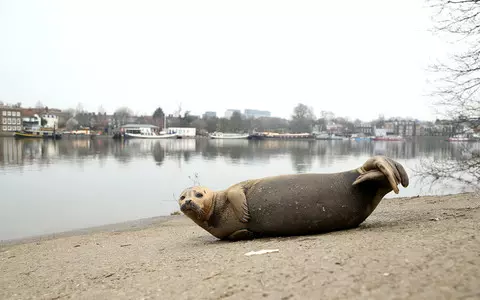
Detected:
left=244, top=249, right=280, bottom=256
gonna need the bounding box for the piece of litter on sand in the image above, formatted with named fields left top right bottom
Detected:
left=430, top=217, right=440, bottom=221
left=244, top=249, right=279, bottom=256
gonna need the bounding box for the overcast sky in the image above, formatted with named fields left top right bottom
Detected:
left=0, top=0, right=456, bottom=121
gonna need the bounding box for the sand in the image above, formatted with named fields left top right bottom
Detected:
left=1, top=192, right=479, bottom=300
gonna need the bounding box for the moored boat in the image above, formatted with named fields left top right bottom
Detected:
left=315, top=133, right=349, bottom=140
left=62, top=127, right=100, bottom=139
left=209, top=132, right=250, bottom=139
left=119, top=124, right=178, bottom=139
left=350, top=134, right=373, bottom=141
left=14, top=128, right=62, bottom=139
left=248, top=132, right=315, bottom=140
left=372, top=135, right=405, bottom=141
left=124, top=132, right=178, bottom=139
left=447, top=134, right=477, bottom=142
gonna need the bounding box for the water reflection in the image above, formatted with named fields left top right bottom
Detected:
left=2, top=136, right=479, bottom=180
left=1, top=136, right=479, bottom=241
left=1, top=136, right=479, bottom=181
left=2, top=136, right=477, bottom=171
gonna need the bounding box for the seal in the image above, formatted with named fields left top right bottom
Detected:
left=178, top=155, right=409, bottom=241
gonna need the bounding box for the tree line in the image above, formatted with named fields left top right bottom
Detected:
left=159, top=103, right=421, bottom=135
left=60, top=102, right=425, bottom=134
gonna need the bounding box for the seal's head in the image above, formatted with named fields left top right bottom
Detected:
left=178, top=186, right=215, bottom=221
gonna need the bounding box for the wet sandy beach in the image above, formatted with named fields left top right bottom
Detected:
left=1, top=192, right=479, bottom=300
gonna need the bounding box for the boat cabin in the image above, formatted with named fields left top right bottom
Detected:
left=120, top=124, right=160, bottom=136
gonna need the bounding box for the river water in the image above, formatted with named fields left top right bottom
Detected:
left=0, top=136, right=477, bottom=241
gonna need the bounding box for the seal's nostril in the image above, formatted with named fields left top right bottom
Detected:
left=185, top=199, right=192, bottom=204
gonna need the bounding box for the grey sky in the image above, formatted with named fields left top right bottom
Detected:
left=0, top=0, right=454, bottom=121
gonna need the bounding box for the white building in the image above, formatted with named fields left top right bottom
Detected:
left=224, top=109, right=241, bottom=119
left=166, top=127, right=196, bottom=137
left=374, top=128, right=387, bottom=137
left=22, top=114, right=41, bottom=130
left=41, top=113, right=59, bottom=129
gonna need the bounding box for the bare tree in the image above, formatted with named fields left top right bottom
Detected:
left=290, top=103, right=315, bottom=133
left=427, top=1, right=480, bottom=123
left=419, top=0, right=480, bottom=189
left=66, top=118, right=79, bottom=130
left=114, top=107, right=133, bottom=126
left=64, top=108, right=76, bottom=118
left=76, top=102, right=85, bottom=115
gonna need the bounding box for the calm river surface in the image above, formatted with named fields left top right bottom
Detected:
left=0, top=136, right=477, bottom=241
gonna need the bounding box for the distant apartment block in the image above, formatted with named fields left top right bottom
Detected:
left=424, top=122, right=460, bottom=136
left=385, top=122, right=396, bottom=134
left=224, top=109, right=241, bottom=119
left=399, top=122, right=416, bottom=136
left=374, top=128, right=388, bottom=137
left=384, top=120, right=418, bottom=136
left=354, top=123, right=374, bottom=135
left=244, top=109, right=271, bottom=119
left=0, top=105, right=22, bottom=134
left=203, top=111, right=217, bottom=119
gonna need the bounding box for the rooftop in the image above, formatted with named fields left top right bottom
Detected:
left=120, top=124, right=159, bottom=128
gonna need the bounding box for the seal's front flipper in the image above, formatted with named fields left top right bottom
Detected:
left=352, top=170, right=385, bottom=186
left=226, top=229, right=255, bottom=241
left=226, top=187, right=251, bottom=223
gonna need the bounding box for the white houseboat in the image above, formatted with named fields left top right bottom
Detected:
left=165, top=127, right=196, bottom=138
left=121, top=124, right=177, bottom=139
left=315, top=133, right=349, bottom=140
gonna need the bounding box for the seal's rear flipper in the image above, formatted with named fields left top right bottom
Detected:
left=352, top=170, right=386, bottom=186
left=356, top=156, right=409, bottom=194
left=389, top=158, right=409, bottom=187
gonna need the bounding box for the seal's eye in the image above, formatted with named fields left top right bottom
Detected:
left=180, top=196, right=185, bottom=200
left=195, top=193, right=203, bottom=198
